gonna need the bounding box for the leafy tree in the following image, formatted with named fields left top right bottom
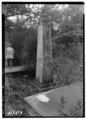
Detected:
left=10, top=20, right=29, bottom=65
left=21, top=27, right=37, bottom=67
left=3, top=4, right=29, bottom=19
left=3, top=4, right=84, bottom=66
left=53, top=4, right=84, bottom=45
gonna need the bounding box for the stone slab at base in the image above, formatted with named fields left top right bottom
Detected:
left=24, top=82, right=82, bottom=117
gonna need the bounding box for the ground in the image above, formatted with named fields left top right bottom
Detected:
left=4, top=74, right=83, bottom=117
left=24, top=81, right=83, bottom=117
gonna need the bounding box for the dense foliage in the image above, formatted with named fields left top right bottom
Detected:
left=4, top=4, right=84, bottom=117
left=4, top=4, right=83, bottom=66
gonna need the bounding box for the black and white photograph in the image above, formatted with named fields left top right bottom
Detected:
left=2, top=2, right=84, bottom=117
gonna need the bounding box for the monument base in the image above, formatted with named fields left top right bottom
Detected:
left=31, top=80, right=55, bottom=92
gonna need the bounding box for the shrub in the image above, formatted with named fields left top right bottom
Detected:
left=52, top=55, right=83, bottom=87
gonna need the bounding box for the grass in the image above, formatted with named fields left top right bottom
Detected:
left=5, top=74, right=38, bottom=116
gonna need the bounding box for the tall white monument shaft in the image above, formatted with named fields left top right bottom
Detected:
left=36, top=22, right=52, bottom=84
left=36, top=23, right=43, bottom=83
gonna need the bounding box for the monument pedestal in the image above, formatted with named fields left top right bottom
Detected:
left=33, top=21, right=53, bottom=92
left=32, top=80, right=54, bottom=92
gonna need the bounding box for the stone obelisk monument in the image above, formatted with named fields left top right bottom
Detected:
left=34, top=19, right=53, bottom=90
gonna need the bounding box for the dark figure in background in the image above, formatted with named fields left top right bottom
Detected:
left=5, top=43, right=14, bottom=67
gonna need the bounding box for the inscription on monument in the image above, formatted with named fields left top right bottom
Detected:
left=36, top=21, right=52, bottom=84
left=37, top=58, right=42, bottom=63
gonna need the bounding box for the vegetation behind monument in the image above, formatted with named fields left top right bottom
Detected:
left=4, top=4, right=83, bottom=85
left=4, top=4, right=83, bottom=116
left=5, top=4, right=83, bottom=84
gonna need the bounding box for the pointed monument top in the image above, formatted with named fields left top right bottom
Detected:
left=39, top=17, right=43, bottom=25
left=39, top=16, right=47, bottom=25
